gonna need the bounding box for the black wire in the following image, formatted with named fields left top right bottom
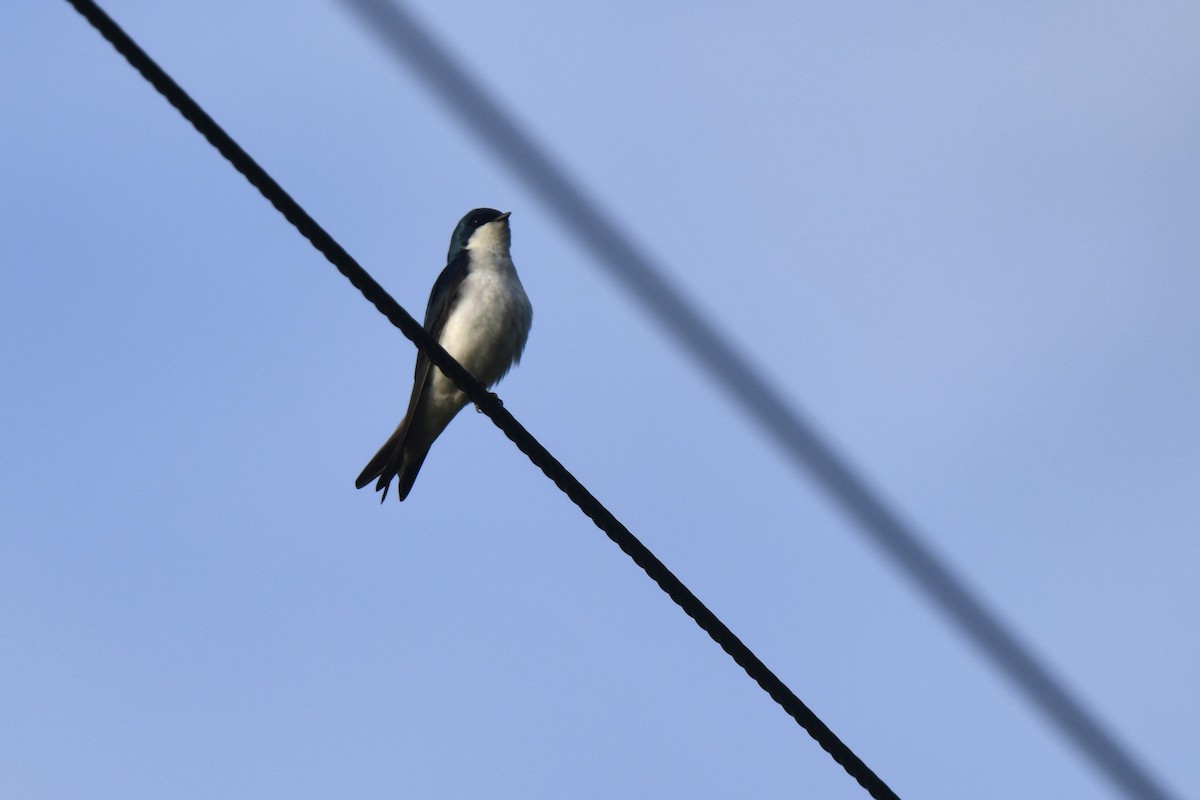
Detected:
left=333, top=3, right=1177, bottom=800
left=61, top=1, right=901, bottom=797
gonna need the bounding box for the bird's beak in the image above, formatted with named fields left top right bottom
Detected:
left=497, top=211, right=512, bottom=221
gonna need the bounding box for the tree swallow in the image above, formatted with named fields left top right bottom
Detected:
left=356, top=208, right=533, bottom=502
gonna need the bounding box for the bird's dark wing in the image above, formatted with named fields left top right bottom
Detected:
left=413, top=249, right=469, bottom=381
left=355, top=252, right=471, bottom=500
left=406, top=247, right=469, bottom=405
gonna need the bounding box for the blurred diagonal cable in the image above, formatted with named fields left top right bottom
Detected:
left=337, top=2, right=1175, bottom=799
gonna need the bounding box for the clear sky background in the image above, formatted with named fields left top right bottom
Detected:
left=3, top=2, right=1198, bottom=798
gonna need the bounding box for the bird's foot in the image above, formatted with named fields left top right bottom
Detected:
left=474, top=392, right=502, bottom=413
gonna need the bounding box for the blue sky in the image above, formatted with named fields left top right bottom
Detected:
left=3, top=2, right=1198, bottom=798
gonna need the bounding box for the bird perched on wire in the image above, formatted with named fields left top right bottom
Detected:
left=356, top=208, right=533, bottom=501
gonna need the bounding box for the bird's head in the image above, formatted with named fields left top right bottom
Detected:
left=448, top=208, right=511, bottom=260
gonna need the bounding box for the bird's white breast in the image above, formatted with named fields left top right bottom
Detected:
left=432, top=251, right=532, bottom=402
